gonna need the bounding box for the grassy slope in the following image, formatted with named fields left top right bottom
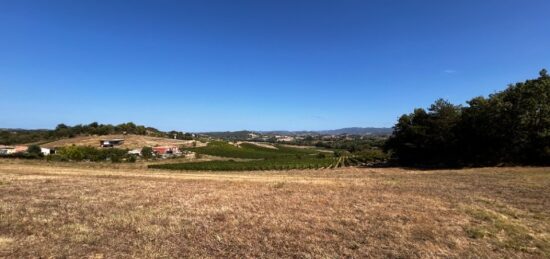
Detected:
left=0, top=161, right=548, bottom=258
left=40, top=134, right=198, bottom=149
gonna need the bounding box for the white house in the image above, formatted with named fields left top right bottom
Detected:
left=0, top=146, right=16, bottom=155
left=128, top=149, right=141, bottom=156
left=40, top=147, right=53, bottom=156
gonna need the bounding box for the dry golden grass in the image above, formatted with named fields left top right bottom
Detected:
left=40, top=134, right=204, bottom=149
left=0, top=159, right=548, bottom=258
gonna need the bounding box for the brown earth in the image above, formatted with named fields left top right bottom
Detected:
left=0, top=160, right=548, bottom=258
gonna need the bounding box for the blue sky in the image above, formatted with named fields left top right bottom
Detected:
left=1, top=0, right=549, bottom=132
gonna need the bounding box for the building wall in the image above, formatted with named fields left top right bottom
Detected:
left=41, top=148, right=52, bottom=156
left=0, top=148, right=16, bottom=154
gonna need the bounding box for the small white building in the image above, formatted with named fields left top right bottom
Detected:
left=40, top=147, right=53, bottom=156
left=0, top=146, right=16, bottom=155
left=128, top=149, right=141, bottom=156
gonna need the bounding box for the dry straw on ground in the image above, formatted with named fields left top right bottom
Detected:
left=40, top=134, right=202, bottom=149
left=0, top=160, right=548, bottom=258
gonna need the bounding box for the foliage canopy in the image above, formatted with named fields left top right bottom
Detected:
left=385, top=69, right=550, bottom=166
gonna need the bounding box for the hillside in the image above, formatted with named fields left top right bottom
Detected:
left=0, top=122, right=182, bottom=145
left=40, top=134, right=200, bottom=149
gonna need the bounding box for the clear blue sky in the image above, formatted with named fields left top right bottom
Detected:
left=1, top=0, right=549, bottom=132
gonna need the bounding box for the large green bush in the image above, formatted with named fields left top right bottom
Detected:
left=354, top=149, right=388, bottom=162
left=141, top=146, right=154, bottom=159
left=27, top=145, right=43, bottom=156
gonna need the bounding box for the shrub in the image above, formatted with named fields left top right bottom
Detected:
left=27, top=145, right=43, bottom=156
left=141, top=146, right=154, bottom=159
left=0, top=152, right=42, bottom=159
left=355, top=149, right=388, bottom=162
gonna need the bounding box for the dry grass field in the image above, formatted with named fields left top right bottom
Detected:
left=40, top=134, right=203, bottom=149
left=0, top=160, right=548, bottom=258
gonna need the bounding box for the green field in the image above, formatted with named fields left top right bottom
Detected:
left=149, top=141, right=336, bottom=171
left=149, top=157, right=336, bottom=171
left=186, top=141, right=319, bottom=159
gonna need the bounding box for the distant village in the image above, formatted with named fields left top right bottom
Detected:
left=0, top=138, right=195, bottom=159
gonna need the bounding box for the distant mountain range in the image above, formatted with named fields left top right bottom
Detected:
left=317, top=127, right=392, bottom=135
left=2, top=126, right=392, bottom=137
left=256, top=127, right=392, bottom=136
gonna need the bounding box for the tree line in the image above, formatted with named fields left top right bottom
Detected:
left=385, top=69, right=550, bottom=167
left=0, top=122, right=192, bottom=145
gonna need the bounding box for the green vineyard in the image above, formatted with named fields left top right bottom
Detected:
left=149, top=157, right=336, bottom=171
left=149, top=141, right=344, bottom=171
left=183, top=141, right=318, bottom=159
left=148, top=141, right=376, bottom=171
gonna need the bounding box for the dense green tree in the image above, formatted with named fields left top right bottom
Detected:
left=1, top=122, right=171, bottom=145
left=54, top=123, right=72, bottom=138
left=141, top=146, right=154, bottom=159
left=27, top=144, right=42, bottom=156
left=386, top=69, right=550, bottom=167
left=385, top=103, right=462, bottom=166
